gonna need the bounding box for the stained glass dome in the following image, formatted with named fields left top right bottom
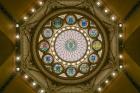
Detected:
left=32, top=9, right=108, bottom=84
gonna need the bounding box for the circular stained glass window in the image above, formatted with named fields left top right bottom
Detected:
left=92, top=40, right=102, bottom=51
left=66, top=15, right=76, bottom=25
left=66, top=67, right=77, bottom=77
left=53, top=64, right=63, bottom=74
left=79, top=63, right=90, bottom=73
left=42, top=28, right=53, bottom=38
left=52, top=17, right=63, bottom=29
left=54, top=30, right=87, bottom=62
left=88, top=28, right=99, bottom=38
left=89, top=53, right=99, bottom=63
left=32, top=9, right=108, bottom=84
left=79, top=18, right=89, bottom=28
left=38, top=41, right=50, bottom=52
left=42, top=54, right=53, bottom=64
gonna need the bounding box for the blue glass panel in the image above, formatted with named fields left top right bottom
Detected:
left=66, top=15, right=76, bottom=25
left=66, top=67, right=76, bottom=77
left=89, top=54, right=98, bottom=63
left=52, top=17, right=63, bottom=29
left=53, top=64, right=63, bottom=74
left=79, top=18, right=88, bottom=28
left=43, top=54, right=53, bottom=64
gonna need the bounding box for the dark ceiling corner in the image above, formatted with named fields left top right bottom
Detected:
left=124, top=0, right=140, bottom=21
left=0, top=2, right=17, bottom=23
left=125, top=26, right=140, bottom=67
left=0, top=31, right=14, bottom=66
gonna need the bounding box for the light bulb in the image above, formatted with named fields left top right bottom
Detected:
left=16, top=24, right=19, bottom=28
left=97, top=87, right=102, bottom=92
left=31, top=8, right=36, bottom=13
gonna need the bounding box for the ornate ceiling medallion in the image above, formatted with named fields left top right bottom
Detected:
left=19, top=0, right=121, bottom=92
left=31, top=9, right=108, bottom=84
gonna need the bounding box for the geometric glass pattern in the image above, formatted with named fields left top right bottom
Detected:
left=55, top=29, right=87, bottom=62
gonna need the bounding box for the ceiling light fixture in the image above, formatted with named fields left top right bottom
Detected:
left=38, top=89, right=45, bottom=93
left=119, top=54, right=123, bottom=59
left=40, top=89, right=45, bottom=93
left=16, top=56, right=20, bottom=61
left=23, top=16, right=28, bottom=21
left=38, top=1, right=43, bottom=6
left=119, top=34, right=123, bottom=38
left=96, top=1, right=101, bottom=7
left=105, top=80, right=109, bottom=84
left=16, top=34, right=20, bottom=39
left=111, top=15, right=116, bottom=21
left=104, top=8, right=109, bottom=13
left=119, top=65, right=123, bottom=69
left=16, top=24, right=19, bottom=28
left=119, top=23, right=123, bottom=27
left=97, top=87, right=102, bottom=92
left=32, top=81, right=37, bottom=87
left=112, top=72, right=116, bottom=77
left=16, top=67, right=20, bottom=71
left=31, top=8, right=36, bottom=13
left=24, top=74, right=29, bottom=79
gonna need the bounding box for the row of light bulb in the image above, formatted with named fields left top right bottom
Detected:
left=97, top=70, right=120, bottom=92
left=23, top=0, right=44, bottom=21
left=23, top=74, right=45, bottom=93
left=96, top=0, right=116, bottom=21
left=15, top=0, right=44, bottom=71
left=95, top=0, right=124, bottom=39
left=15, top=66, right=45, bottom=93
left=15, top=0, right=46, bottom=93
left=95, top=0, right=124, bottom=92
